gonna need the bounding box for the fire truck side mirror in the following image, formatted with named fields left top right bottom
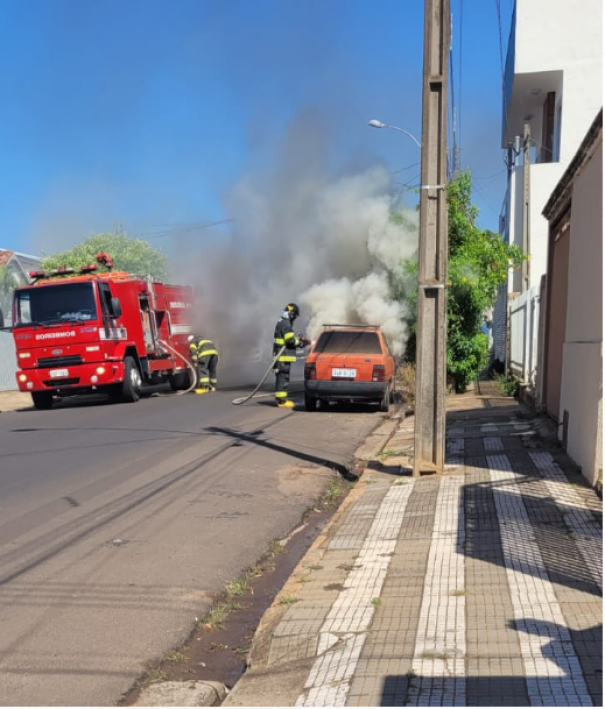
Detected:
left=110, top=297, right=122, bottom=319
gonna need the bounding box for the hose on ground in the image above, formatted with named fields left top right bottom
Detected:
left=231, top=346, right=285, bottom=405
left=156, top=339, right=198, bottom=396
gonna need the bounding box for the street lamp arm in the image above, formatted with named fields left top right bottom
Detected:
left=384, top=124, right=422, bottom=149
left=368, top=119, right=422, bottom=149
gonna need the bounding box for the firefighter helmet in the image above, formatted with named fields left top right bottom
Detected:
left=285, top=303, right=300, bottom=321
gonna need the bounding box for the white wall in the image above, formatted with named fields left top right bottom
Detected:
left=514, top=0, right=603, bottom=140
left=558, top=142, right=603, bottom=485
left=528, top=162, right=562, bottom=289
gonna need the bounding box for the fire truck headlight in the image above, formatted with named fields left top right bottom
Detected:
left=91, top=375, right=98, bottom=383
left=96, top=366, right=106, bottom=375
left=18, top=374, right=27, bottom=382
left=26, top=382, right=33, bottom=389
left=86, top=345, right=100, bottom=352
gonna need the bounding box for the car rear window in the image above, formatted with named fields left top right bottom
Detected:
left=314, top=330, right=383, bottom=354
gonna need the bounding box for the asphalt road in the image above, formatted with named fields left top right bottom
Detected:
left=0, top=375, right=386, bottom=706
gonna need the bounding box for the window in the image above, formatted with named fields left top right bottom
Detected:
left=314, top=330, right=383, bottom=354
left=14, top=282, right=98, bottom=325
left=540, top=92, right=556, bottom=163
left=553, top=101, right=562, bottom=162
left=98, top=282, right=114, bottom=316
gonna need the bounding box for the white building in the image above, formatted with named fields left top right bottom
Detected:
left=493, top=0, right=603, bottom=385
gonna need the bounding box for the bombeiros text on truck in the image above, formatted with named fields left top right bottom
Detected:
left=12, top=252, right=195, bottom=409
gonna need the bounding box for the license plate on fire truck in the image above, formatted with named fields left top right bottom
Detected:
left=49, top=368, right=69, bottom=378
left=332, top=368, right=356, bottom=378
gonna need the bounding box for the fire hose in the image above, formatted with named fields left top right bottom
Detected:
left=156, top=339, right=198, bottom=396
left=231, top=346, right=286, bottom=406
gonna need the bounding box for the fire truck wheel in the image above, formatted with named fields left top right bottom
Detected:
left=121, top=356, right=142, bottom=403
left=31, top=391, right=53, bottom=410
left=168, top=371, right=191, bottom=391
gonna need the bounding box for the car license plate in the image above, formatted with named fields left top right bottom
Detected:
left=332, top=368, right=356, bottom=378
left=49, top=368, right=69, bottom=378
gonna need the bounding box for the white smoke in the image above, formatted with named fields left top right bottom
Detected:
left=172, top=111, right=419, bottom=379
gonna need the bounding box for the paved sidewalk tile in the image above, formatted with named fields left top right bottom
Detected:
left=226, top=395, right=602, bottom=707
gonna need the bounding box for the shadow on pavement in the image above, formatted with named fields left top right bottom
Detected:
left=204, top=425, right=359, bottom=482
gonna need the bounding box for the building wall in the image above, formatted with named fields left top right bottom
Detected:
left=558, top=142, right=603, bottom=485
left=511, top=0, right=602, bottom=163
left=527, top=162, right=562, bottom=289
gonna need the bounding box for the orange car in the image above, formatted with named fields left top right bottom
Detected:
left=303, top=325, right=396, bottom=412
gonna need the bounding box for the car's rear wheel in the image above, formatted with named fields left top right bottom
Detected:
left=379, top=385, right=390, bottom=413
left=304, top=391, right=318, bottom=411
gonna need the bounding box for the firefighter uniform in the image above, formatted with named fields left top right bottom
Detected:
left=273, top=304, right=302, bottom=408
left=189, top=337, right=219, bottom=393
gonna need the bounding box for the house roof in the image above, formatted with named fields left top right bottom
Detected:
left=0, top=249, right=41, bottom=267
left=543, top=109, right=603, bottom=222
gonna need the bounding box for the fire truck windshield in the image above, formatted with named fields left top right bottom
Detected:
left=14, top=282, right=99, bottom=327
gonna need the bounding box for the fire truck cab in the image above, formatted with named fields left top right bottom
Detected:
left=12, top=256, right=195, bottom=409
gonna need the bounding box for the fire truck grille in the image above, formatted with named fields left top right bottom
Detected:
left=43, top=378, right=80, bottom=387
left=37, top=355, right=83, bottom=368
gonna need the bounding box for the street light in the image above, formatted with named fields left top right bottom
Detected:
left=368, top=119, right=422, bottom=149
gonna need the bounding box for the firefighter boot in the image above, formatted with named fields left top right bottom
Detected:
left=277, top=400, right=295, bottom=409
left=195, top=387, right=210, bottom=394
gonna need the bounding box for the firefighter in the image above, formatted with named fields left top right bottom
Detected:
left=188, top=335, right=219, bottom=394
left=273, top=303, right=309, bottom=408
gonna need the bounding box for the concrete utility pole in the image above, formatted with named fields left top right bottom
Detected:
left=413, top=0, right=451, bottom=477
left=521, top=122, right=531, bottom=293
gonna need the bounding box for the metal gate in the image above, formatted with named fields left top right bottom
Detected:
left=0, top=331, right=17, bottom=391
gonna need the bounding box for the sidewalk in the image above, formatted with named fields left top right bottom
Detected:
left=0, top=389, right=31, bottom=413
left=224, top=391, right=603, bottom=707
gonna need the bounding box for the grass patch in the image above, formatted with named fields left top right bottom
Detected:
left=306, top=564, right=323, bottom=571
left=371, top=597, right=382, bottom=607
left=396, top=362, right=416, bottom=407
left=164, top=651, right=186, bottom=663
left=321, top=480, right=343, bottom=508
left=493, top=372, right=519, bottom=397
left=380, top=448, right=404, bottom=459
left=146, top=669, right=167, bottom=683
left=406, top=669, right=416, bottom=679
left=394, top=480, right=408, bottom=486
left=225, top=577, right=249, bottom=597
left=451, top=589, right=466, bottom=597
left=279, top=595, right=300, bottom=606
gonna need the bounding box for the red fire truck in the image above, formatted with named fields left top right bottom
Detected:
left=11, top=254, right=195, bottom=409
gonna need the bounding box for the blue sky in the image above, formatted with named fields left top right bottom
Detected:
left=0, top=0, right=515, bottom=256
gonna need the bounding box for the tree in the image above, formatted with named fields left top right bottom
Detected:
left=0, top=265, right=12, bottom=322
left=42, top=233, right=169, bottom=281
left=403, top=171, right=524, bottom=392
